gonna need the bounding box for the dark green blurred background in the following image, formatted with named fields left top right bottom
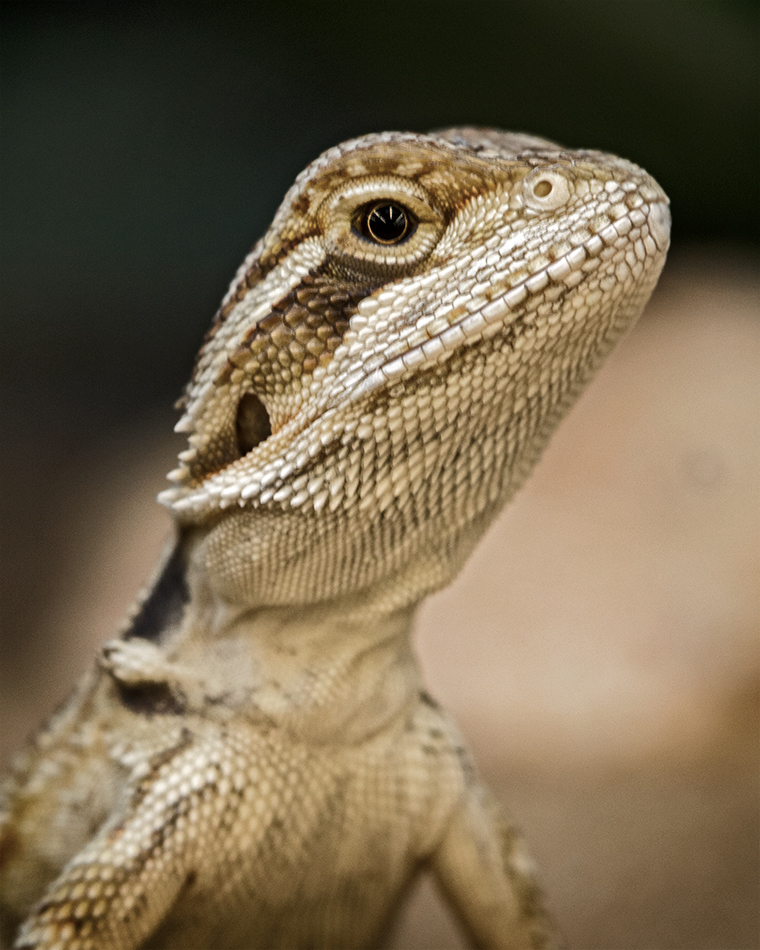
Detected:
left=2, top=0, right=757, bottom=421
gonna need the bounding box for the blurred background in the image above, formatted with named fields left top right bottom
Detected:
left=1, top=2, right=758, bottom=947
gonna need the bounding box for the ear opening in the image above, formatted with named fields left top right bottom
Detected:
left=235, top=391, right=272, bottom=456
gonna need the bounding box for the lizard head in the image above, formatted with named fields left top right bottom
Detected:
left=159, top=129, right=669, bottom=609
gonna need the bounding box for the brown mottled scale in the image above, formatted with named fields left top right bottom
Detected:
left=226, top=274, right=370, bottom=391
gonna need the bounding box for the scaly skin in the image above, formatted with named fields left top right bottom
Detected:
left=0, top=128, right=669, bottom=949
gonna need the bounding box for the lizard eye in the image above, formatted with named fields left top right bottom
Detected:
left=353, top=201, right=417, bottom=245
left=319, top=177, right=442, bottom=275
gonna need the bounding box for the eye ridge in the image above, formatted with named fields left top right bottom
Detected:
left=353, top=200, right=417, bottom=246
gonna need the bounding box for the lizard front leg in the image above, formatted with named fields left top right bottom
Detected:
left=12, top=726, right=202, bottom=950
left=100, top=640, right=182, bottom=687
left=12, top=722, right=308, bottom=950
left=431, top=780, right=560, bottom=950
left=11, top=719, right=370, bottom=950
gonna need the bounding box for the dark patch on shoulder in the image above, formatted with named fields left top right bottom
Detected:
left=117, top=681, right=187, bottom=718
left=124, top=543, right=189, bottom=644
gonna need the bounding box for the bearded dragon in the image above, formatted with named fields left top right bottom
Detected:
left=0, top=128, right=670, bottom=950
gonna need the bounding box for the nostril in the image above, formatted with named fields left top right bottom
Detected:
left=236, top=392, right=271, bottom=456
left=533, top=179, right=553, bottom=198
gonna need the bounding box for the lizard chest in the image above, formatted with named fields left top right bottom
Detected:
left=126, top=711, right=460, bottom=950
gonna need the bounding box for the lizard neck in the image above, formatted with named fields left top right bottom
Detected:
left=168, top=540, right=425, bottom=745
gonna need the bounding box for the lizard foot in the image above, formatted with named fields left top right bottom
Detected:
left=100, top=637, right=180, bottom=686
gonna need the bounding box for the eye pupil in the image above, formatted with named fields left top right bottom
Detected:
left=533, top=179, right=553, bottom=198
left=363, top=202, right=412, bottom=244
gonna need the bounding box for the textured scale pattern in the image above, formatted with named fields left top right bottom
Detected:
left=0, top=128, right=669, bottom=949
